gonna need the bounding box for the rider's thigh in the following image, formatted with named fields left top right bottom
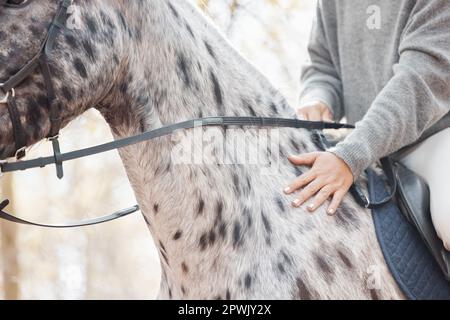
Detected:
left=398, top=128, right=450, bottom=250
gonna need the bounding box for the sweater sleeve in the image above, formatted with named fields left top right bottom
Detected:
left=329, top=0, right=450, bottom=179
left=299, top=1, right=344, bottom=120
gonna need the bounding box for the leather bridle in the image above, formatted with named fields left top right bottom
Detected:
left=0, top=0, right=71, bottom=177
left=0, top=0, right=397, bottom=228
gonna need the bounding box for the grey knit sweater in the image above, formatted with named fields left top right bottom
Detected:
left=300, top=0, right=450, bottom=179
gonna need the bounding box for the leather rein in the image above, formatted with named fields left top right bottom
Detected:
left=0, top=0, right=397, bottom=228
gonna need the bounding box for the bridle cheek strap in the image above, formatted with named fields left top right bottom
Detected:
left=39, top=55, right=64, bottom=178
left=5, top=94, right=27, bottom=159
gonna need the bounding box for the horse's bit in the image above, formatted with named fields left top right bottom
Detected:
left=0, top=0, right=397, bottom=228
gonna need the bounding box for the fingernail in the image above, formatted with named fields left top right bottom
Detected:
left=284, top=187, right=291, bottom=194
left=307, top=204, right=315, bottom=211
left=327, top=208, right=335, bottom=215
left=292, top=199, right=301, bottom=207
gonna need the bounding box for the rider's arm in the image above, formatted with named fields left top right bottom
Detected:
left=299, top=1, right=343, bottom=121
left=329, top=0, right=450, bottom=179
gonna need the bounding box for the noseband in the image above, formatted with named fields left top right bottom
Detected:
left=0, top=0, right=72, bottom=178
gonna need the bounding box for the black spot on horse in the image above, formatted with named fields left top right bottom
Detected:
left=177, top=54, right=191, bottom=88
left=244, top=273, right=252, bottom=289
left=153, top=203, right=159, bottom=214
left=82, top=40, right=96, bottom=62
left=9, top=24, right=20, bottom=33
left=173, top=230, right=183, bottom=241
left=261, top=212, right=272, bottom=234
left=281, top=250, right=293, bottom=266
left=275, top=197, right=285, bottom=212
left=185, top=22, right=195, bottom=39
left=270, top=102, right=278, bottom=114
left=73, top=58, right=88, bottom=78
left=36, top=94, right=50, bottom=111
left=215, top=201, right=223, bottom=223
left=28, top=25, right=41, bottom=37
left=311, top=131, right=327, bottom=151
left=100, top=10, right=115, bottom=30
left=65, top=34, right=78, bottom=49
left=232, top=173, right=240, bottom=194
left=120, top=81, right=128, bottom=95
left=233, top=221, right=243, bottom=248
left=370, top=289, right=380, bottom=300
left=290, top=138, right=301, bottom=152
left=335, top=202, right=360, bottom=229
left=134, top=27, right=142, bottom=42
left=204, top=41, right=217, bottom=60
left=208, top=230, right=216, bottom=246
left=295, top=278, right=313, bottom=300
left=60, top=86, right=74, bottom=102
left=181, top=262, right=189, bottom=274
left=277, top=262, right=286, bottom=274
left=199, top=232, right=208, bottom=251
left=85, top=16, right=98, bottom=34
left=242, top=98, right=257, bottom=116
left=337, top=249, right=353, bottom=269
left=194, top=62, right=203, bottom=75
left=315, top=254, right=334, bottom=282
left=168, top=2, right=180, bottom=19
left=25, top=97, right=44, bottom=124
left=139, top=118, right=146, bottom=132
left=116, top=11, right=128, bottom=30
left=25, top=101, right=43, bottom=142
left=293, top=166, right=303, bottom=177
left=218, top=222, right=227, bottom=239
left=244, top=209, right=252, bottom=228
left=197, top=198, right=205, bottom=215
left=209, top=70, right=223, bottom=109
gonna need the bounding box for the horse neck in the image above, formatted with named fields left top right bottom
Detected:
left=102, top=0, right=296, bottom=298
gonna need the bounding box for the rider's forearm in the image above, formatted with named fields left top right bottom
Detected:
left=299, top=1, right=343, bottom=120
left=328, top=49, right=450, bottom=179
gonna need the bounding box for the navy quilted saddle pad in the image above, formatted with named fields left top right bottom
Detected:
left=368, top=169, right=450, bottom=300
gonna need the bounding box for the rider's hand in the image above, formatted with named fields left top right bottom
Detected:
left=284, top=152, right=354, bottom=215
left=296, top=101, right=333, bottom=122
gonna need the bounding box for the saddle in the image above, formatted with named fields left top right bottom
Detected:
left=323, top=133, right=450, bottom=285
left=389, top=160, right=450, bottom=281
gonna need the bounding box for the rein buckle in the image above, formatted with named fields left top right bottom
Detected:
left=14, top=146, right=26, bottom=160
left=0, top=87, right=15, bottom=104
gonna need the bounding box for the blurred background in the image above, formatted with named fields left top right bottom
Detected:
left=0, top=0, right=315, bottom=299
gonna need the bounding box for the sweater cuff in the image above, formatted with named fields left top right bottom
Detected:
left=327, top=143, right=370, bottom=181
left=299, top=87, right=337, bottom=119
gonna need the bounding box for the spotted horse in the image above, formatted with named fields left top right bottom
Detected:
left=0, top=0, right=406, bottom=299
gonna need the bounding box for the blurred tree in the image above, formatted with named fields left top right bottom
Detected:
left=1, top=174, right=19, bottom=300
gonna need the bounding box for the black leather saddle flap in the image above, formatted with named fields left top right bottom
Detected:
left=394, top=162, right=450, bottom=281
